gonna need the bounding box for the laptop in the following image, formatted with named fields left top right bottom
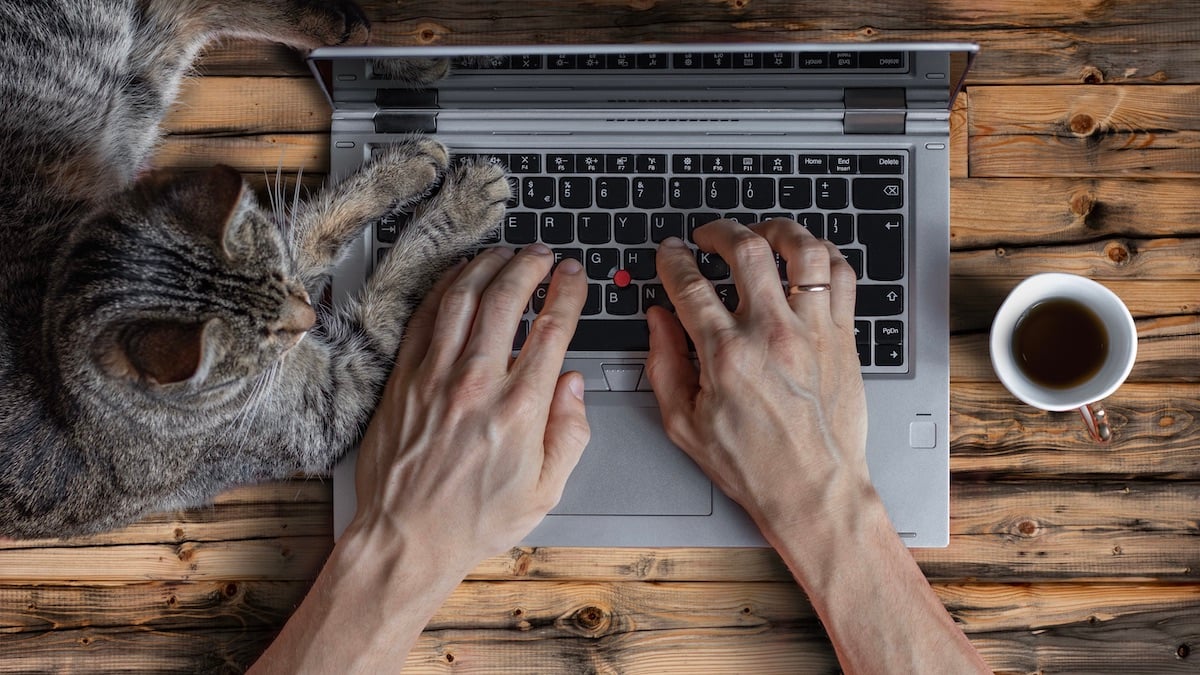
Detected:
left=308, top=43, right=977, bottom=548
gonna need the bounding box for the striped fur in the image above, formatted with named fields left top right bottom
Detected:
left=0, top=1, right=506, bottom=538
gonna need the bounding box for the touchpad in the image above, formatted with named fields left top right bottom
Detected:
left=551, top=394, right=713, bottom=516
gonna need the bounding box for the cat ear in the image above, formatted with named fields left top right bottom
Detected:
left=136, top=165, right=248, bottom=256
left=98, top=319, right=221, bottom=387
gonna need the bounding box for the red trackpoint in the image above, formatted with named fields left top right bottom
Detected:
left=613, top=269, right=632, bottom=288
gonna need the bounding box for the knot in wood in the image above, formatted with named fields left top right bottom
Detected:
left=1080, top=66, right=1105, bottom=84
left=1069, top=190, right=1096, bottom=217
left=415, top=22, right=446, bottom=44
left=1017, top=520, right=1040, bottom=537
left=858, top=25, right=879, bottom=38
left=1105, top=241, right=1132, bottom=265
left=1069, top=113, right=1099, bottom=136
left=1178, top=643, right=1191, bottom=659
left=572, top=605, right=611, bottom=634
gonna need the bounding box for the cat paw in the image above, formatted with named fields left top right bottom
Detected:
left=432, top=159, right=511, bottom=237
left=295, top=0, right=371, bottom=46
left=367, top=138, right=450, bottom=205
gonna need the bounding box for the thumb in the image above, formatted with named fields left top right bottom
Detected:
left=539, top=371, right=590, bottom=498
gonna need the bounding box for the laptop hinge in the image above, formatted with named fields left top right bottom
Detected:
left=375, top=113, right=437, bottom=133
left=844, top=87, right=907, bottom=135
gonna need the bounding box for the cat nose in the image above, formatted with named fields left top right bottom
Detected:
left=277, top=291, right=315, bottom=349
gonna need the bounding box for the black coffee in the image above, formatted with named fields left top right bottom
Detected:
left=1012, top=298, right=1109, bottom=389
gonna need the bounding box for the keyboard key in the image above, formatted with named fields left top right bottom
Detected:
left=703, top=154, right=732, bottom=173
left=510, top=153, right=541, bottom=173
left=856, top=285, right=904, bottom=316
left=779, top=178, right=812, bottom=209
left=547, top=153, right=574, bottom=172
left=504, top=212, right=537, bottom=244
left=715, top=284, right=739, bottom=311
left=827, top=213, right=854, bottom=245
left=763, top=154, right=793, bottom=174
left=580, top=53, right=606, bottom=70
left=651, top=213, right=685, bottom=242
left=540, top=212, right=574, bottom=245
left=669, top=178, right=703, bottom=209
left=830, top=154, right=858, bottom=174
left=512, top=54, right=543, bottom=70
left=636, top=154, right=666, bottom=173
left=733, top=154, right=761, bottom=174
left=522, top=177, right=556, bottom=208
left=853, top=178, right=904, bottom=210
left=798, top=52, right=829, bottom=69
left=856, top=341, right=871, bottom=366
left=854, top=321, right=870, bottom=344
left=569, top=320, right=649, bottom=351
left=549, top=54, right=577, bottom=69
left=553, top=248, right=584, bottom=268
left=860, top=154, right=904, bottom=174
left=480, top=226, right=502, bottom=245
left=636, top=53, right=668, bottom=69
left=513, top=319, right=530, bottom=350
left=797, top=154, right=828, bottom=173
left=614, top=212, right=648, bottom=244
left=724, top=212, right=757, bottom=225
left=632, top=177, right=666, bottom=208
left=577, top=213, right=612, bottom=245
left=831, top=51, right=858, bottom=68
left=705, top=177, right=739, bottom=209
left=643, top=284, right=673, bottom=312
left=673, top=53, right=703, bottom=69
left=582, top=284, right=603, bottom=315
left=703, top=52, right=733, bottom=69
left=764, top=52, right=794, bottom=69
left=860, top=52, right=904, bottom=69
left=875, top=320, right=904, bottom=345
left=607, top=154, right=635, bottom=173
left=376, top=212, right=406, bottom=244
left=673, top=154, right=702, bottom=174
left=742, top=177, right=776, bottom=210
left=697, top=250, right=730, bottom=279
left=586, top=248, right=619, bottom=280
left=875, top=344, right=904, bottom=366
left=576, top=153, right=604, bottom=173
left=796, top=212, right=824, bottom=238
left=623, top=248, right=657, bottom=280
left=815, top=177, right=849, bottom=209
left=858, top=214, right=904, bottom=281
left=559, top=176, right=592, bottom=208
left=841, top=248, right=864, bottom=279
left=532, top=284, right=550, bottom=313
left=605, top=284, right=640, bottom=315
left=687, top=213, right=721, bottom=241
left=733, top=52, right=761, bottom=69
left=596, top=177, right=630, bottom=208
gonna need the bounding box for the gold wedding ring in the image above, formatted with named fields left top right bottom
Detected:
left=787, top=283, right=832, bottom=295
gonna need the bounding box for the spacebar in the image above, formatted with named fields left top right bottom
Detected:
left=569, top=320, right=650, bottom=352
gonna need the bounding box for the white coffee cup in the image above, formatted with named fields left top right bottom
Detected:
left=989, top=273, right=1138, bottom=442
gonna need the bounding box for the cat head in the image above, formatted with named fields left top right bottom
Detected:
left=51, top=165, right=315, bottom=393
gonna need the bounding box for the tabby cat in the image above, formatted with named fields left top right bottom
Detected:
left=0, top=1, right=507, bottom=539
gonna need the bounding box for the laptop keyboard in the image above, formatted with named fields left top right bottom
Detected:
left=374, top=149, right=909, bottom=373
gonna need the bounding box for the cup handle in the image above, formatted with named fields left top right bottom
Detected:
left=1079, top=402, right=1111, bottom=443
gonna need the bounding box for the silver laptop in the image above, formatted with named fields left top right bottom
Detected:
left=309, top=43, right=977, bottom=548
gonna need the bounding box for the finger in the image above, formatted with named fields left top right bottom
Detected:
left=463, top=244, right=556, bottom=365
left=424, top=247, right=515, bottom=371
left=747, top=218, right=832, bottom=317
left=825, top=240, right=858, bottom=332
left=655, top=237, right=735, bottom=354
left=691, top=219, right=784, bottom=317
left=393, top=258, right=468, bottom=376
left=645, top=306, right=700, bottom=450
left=511, top=257, right=588, bottom=383
left=539, top=371, right=590, bottom=500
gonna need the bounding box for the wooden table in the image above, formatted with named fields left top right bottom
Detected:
left=3, top=2, right=1198, bottom=672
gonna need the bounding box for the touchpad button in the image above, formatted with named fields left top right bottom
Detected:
left=550, top=397, right=713, bottom=516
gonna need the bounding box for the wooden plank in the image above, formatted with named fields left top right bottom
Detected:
left=950, top=383, right=1200, bottom=479
left=0, top=581, right=311, bottom=632
left=950, top=177, right=1200, bottom=249
left=166, top=77, right=329, bottom=135
left=194, top=1, right=1200, bottom=85
left=968, top=85, right=1200, bottom=177
left=7, top=581, right=1194, bottom=673
left=952, top=237, right=1200, bottom=280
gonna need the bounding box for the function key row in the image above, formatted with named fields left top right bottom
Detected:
left=452, top=51, right=905, bottom=72
left=468, top=153, right=904, bottom=175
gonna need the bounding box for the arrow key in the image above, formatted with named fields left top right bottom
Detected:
left=874, top=343, right=904, bottom=367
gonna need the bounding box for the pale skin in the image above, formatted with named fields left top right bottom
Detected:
left=249, top=219, right=991, bottom=674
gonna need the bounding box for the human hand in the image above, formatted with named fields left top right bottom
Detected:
left=346, top=245, right=590, bottom=570
left=645, top=219, right=870, bottom=537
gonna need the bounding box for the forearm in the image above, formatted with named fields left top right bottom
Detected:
left=248, top=523, right=471, bottom=674
left=759, top=479, right=990, bottom=675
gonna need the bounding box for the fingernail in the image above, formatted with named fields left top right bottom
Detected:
left=558, top=258, right=583, bottom=275
left=660, top=237, right=687, bottom=249
left=568, top=374, right=585, bottom=401
left=527, top=243, right=552, bottom=256
left=491, top=247, right=515, bottom=259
